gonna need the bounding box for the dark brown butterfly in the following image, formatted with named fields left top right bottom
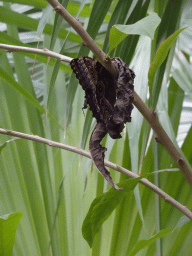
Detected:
left=70, top=56, right=135, bottom=189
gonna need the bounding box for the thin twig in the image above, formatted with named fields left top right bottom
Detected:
left=0, top=43, right=72, bottom=63
left=45, top=0, right=192, bottom=188
left=0, top=127, right=191, bottom=220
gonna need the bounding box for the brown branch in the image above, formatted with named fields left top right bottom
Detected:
left=45, top=0, right=192, bottom=188
left=0, top=127, right=191, bottom=220
left=0, top=43, right=72, bottom=63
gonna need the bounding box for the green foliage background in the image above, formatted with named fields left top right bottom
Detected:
left=0, top=0, right=192, bottom=255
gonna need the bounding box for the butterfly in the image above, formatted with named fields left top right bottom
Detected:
left=70, top=56, right=135, bottom=189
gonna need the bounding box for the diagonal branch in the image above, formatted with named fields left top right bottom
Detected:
left=0, top=127, right=191, bottom=220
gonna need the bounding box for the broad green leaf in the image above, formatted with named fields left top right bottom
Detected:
left=82, top=178, right=141, bottom=247
left=82, top=194, right=104, bottom=248
left=148, top=27, right=187, bottom=95
left=0, top=212, right=23, bottom=256
left=128, top=228, right=172, bottom=256
left=109, top=12, right=161, bottom=52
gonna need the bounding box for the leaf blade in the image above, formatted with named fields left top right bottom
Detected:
left=82, top=178, right=141, bottom=247
left=109, top=12, right=161, bottom=52
left=148, top=27, right=187, bottom=95
left=0, top=212, right=23, bottom=256
left=128, top=228, right=172, bottom=256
